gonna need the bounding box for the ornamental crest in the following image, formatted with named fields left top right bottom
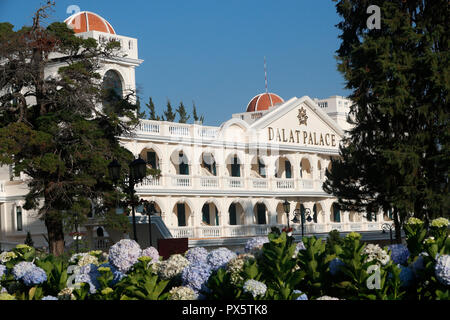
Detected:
left=297, top=107, right=308, bottom=126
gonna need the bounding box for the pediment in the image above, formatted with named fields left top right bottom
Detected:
left=249, top=96, right=344, bottom=149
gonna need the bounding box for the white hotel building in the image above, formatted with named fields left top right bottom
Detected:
left=0, top=12, right=391, bottom=251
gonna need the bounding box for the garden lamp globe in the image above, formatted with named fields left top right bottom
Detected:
left=130, top=156, right=147, bottom=182
left=108, top=159, right=121, bottom=182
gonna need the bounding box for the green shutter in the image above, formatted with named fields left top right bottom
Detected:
left=285, top=160, right=292, bottom=178
left=202, top=204, right=210, bottom=225
left=257, top=204, right=266, bottom=224
left=177, top=203, right=186, bottom=226
left=229, top=203, right=237, bottom=225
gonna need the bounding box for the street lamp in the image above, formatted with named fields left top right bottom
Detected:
left=108, top=156, right=147, bottom=242
left=292, top=208, right=312, bottom=237
left=283, top=200, right=291, bottom=229
left=140, top=200, right=158, bottom=247
left=382, top=223, right=395, bottom=244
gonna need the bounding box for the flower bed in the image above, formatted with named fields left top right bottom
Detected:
left=0, top=217, right=448, bottom=300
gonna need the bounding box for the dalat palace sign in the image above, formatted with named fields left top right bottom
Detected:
left=267, top=107, right=338, bottom=147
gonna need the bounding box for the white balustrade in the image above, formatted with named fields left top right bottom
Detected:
left=170, top=227, right=195, bottom=238
left=137, top=120, right=160, bottom=134
left=197, top=127, right=218, bottom=139
left=200, top=177, right=219, bottom=188
left=136, top=176, right=160, bottom=188
left=275, top=178, right=294, bottom=189
left=169, top=125, right=190, bottom=137
left=300, top=179, right=314, bottom=189
left=200, top=226, right=222, bottom=238
left=252, top=178, right=268, bottom=189
left=227, top=177, right=244, bottom=188
left=171, top=175, right=191, bottom=187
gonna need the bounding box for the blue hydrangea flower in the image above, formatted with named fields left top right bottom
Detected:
left=244, top=237, right=269, bottom=253
left=99, top=262, right=126, bottom=285
left=41, top=295, right=58, bottom=300
left=398, top=265, right=414, bottom=287
left=12, top=262, right=47, bottom=286
left=74, top=263, right=100, bottom=294
left=206, top=248, right=237, bottom=271
left=410, top=253, right=426, bottom=275
left=141, top=247, right=160, bottom=264
left=185, top=247, right=208, bottom=265
left=243, top=279, right=267, bottom=298
left=108, top=239, right=142, bottom=273
left=0, top=265, right=6, bottom=279
left=181, top=261, right=212, bottom=293
left=388, top=244, right=410, bottom=265
left=435, top=254, right=450, bottom=286
left=292, top=290, right=308, bottom=300
left=329, top=258, right=345, bottom=276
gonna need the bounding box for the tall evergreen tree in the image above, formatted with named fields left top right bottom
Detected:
left=146, top=97, right=160, bottom=120
left=192, top=101, right=204, bottom=124
left=323, top=0, right=449, bottom=242
left=163, top=99, right=176, bottom=122
left=176, top=102, right=190, bottom=123
left=136, top=97, right=146, bottom=119
left=0, top=4, right=136, bottom=255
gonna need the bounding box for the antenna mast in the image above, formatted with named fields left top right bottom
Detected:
left=264, top=56, right=274, bottom=107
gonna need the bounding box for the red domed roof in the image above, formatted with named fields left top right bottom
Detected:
left=64, top=11, right=116, bottom=34
left=246, top=93, right=284, bottom=112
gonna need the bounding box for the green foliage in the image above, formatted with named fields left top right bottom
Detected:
left=176, top=102, right=190, bottom=123
left=163, top=100, right=176, bottom=122
left=324, top=0, right=450, bottom=236
left=146, top=97, right=160, bottom=120
left=326, top=229, right=343, bottom=254
left=296, top=236, right=333, bottom=299
left=114, top=258, right=170, bottom=300
left=0, top=4, right=141, bottom=255
left=259, top=232, right=303, bottom=299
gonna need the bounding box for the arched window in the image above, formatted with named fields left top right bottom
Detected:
left=102, top=70, right=123, bottom=106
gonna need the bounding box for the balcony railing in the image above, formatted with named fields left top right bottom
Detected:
left=135, top=119, right=219, bottom=140
left=134, top=175, right=321, bottom=193
left=169, top=222, right=382, bottom=239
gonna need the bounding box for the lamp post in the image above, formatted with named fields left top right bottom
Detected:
left=382, top=223, right=395, bottom=244
left=141, top=200, right=158, bottom=247
left=283, top=200, right=291, bottom=229
left=108, top=156, right=147, bottom=242
left=292, top=208, right=312, bottom=237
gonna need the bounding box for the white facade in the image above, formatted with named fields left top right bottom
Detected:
left=0, top=12, right=391, bottom=251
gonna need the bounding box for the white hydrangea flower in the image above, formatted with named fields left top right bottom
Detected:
left=168, top=286, right=198, bottom=300
left=243, top=279, right=267, bottom=298
left=78, top=254, right=99, bottom=267
left=227, top=254, right=255, bottom=285
left=0, top=251, right=17, bottom=263
left=431, top=218, right=449, bottom=228
left=157, top=254, right=190, bottom=280
left=316, top=296, right=340, bottom=300
left=363, top=244, right=390, bottom=266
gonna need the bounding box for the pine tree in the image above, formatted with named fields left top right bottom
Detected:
left=323, top=0, right=449, bottom=242
left=136, top=97, right=146, bottom=119
left=163, top=100, right=176, bottom=122
left=192, top=101, right=204, bottom=124
left=176, top=102, right=190, bottom=123
left=146, top=97, right=159, bottom=120
left=0, top=4, right=136, bottom=255
left=24, top=231, right=34, bottom=247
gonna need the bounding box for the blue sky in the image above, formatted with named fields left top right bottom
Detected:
left=0, top=0, right=350, bottom=126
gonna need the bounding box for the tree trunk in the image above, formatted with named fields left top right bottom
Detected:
left=393, top=207, right=402, bottom=244
left=44, top=213, right=65, bottom=256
